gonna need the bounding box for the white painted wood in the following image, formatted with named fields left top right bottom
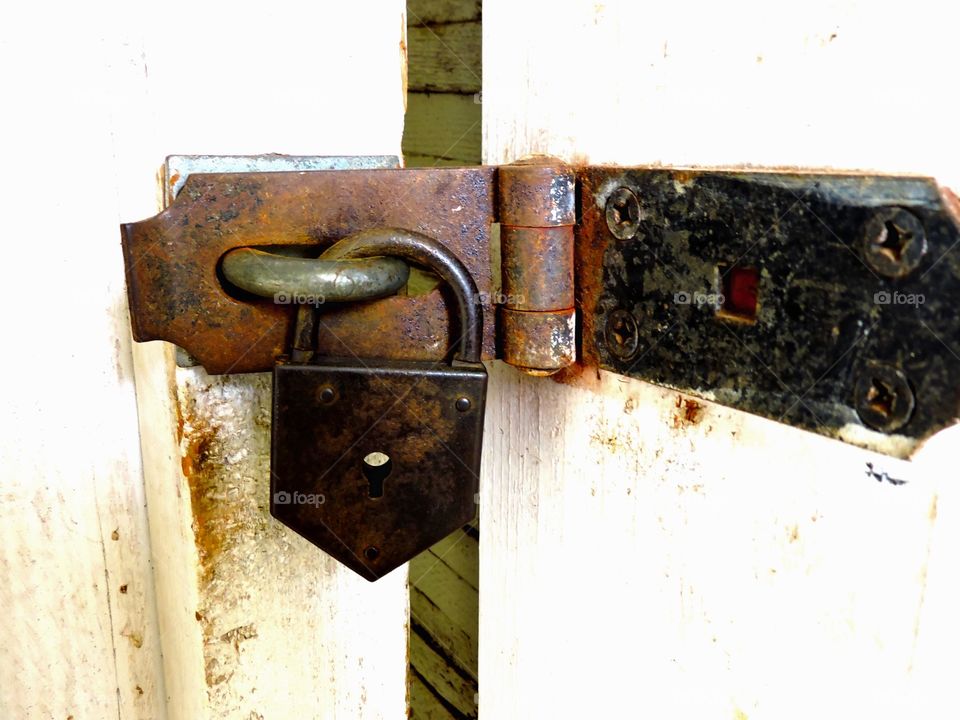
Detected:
left=1, top=1, right=410, bottom=718
left=0, top=6, right=168, bottom=719
left=481, top=2, right=960, bottom=718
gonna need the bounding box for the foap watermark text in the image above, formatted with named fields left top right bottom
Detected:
left=274, top=490, right=325, bottom=507
left=874, top=291, right=924, bottom=306
left=274, top=291, right=326, bottom=307
left=475, top=291, right=526, bottom=306
left=674, top=290, right=724, bottom=308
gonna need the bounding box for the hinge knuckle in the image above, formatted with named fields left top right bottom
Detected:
left=497, top=159, right=577, bottom=375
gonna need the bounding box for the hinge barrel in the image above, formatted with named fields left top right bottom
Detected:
left=497, top=159, right=577, bottom=375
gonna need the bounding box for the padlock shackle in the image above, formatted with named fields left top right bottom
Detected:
left=321, top=228, right=483, bottom=363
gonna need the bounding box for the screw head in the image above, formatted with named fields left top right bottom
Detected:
left=854, top=362, right=915, bottom=433
left=605, top=187, right=641, bottom=240
left=363, top=546, right=380, bottom=562
left=455, top=397, right=472, bottom=412
left=604, top=308, right=640, bottom=360
left=862, top=207, right=927, bottom=278
left=319, top=386, right=336, bottom=404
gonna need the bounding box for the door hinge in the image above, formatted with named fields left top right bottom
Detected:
left=122, top=155, right=960, bottom=456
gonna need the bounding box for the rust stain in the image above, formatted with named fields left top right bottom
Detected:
left=788, top=525, right=800, bottom=543
left=400, top=12, right=408, bottom=107
left=551, top=359, right=599, bottom=387
left=175, top=397, right=185, bottom=444
left=556, top=166, right=611, bottom=388
left=179, top=405, right=226, bottom=585
left=929, top=494, right=938, bottom=522
left=673, top=395, right=704, bottom=428
left=939, top=186, right=960, bottom=230
left=121, top=628, right=143, bottom=648
left=671, top=168, right=702, bottom=185
left=590, top=430, right=623, bottom=453
left=221, top=623, right=258, bottom=652
left=205, top=656, right=233, bottom=687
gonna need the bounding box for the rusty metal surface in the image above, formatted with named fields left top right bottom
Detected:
left=577, top=167, right=960, bottom=455
left=497, top=160, right=576, bottom=227
left=319, top=228, right=484, bottom=363
left=271, top=357, right=486, bottom=581
left=497, top=159, right=577, bottom=375
left=500, top=308, right=576, bottom=375
left=122, top=166, right=495, bottom=374
left=500, top=225, right=574, bottom=311
left=271, top=226, right=488, bottom=581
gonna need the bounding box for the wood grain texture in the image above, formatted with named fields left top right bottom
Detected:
left=410, top=626, right=477, bottom=716
left=403, top=93, right=482, bottom=166
left=408, top=0, right=480, bottom=26
left=408, top=529, right=479, bottom=720
left=481, top=1, right=960, bottom=718
left=407, top=22, right=481, bottom=93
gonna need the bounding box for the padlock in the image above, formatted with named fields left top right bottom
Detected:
left=270, top=229, right=487, bottom=581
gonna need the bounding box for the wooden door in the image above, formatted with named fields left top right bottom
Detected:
left=480, top=2, right=960, bottom=718
left=1, top=3, right=410, bottom=718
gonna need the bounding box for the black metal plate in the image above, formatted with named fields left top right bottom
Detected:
left=582, top=169, right=960, bottom=454
left=271, top=357, right=486, bottom=581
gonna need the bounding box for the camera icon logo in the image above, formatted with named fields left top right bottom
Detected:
left=273, top=491, right=292, bottom=505
left=874, top=291, right=891, bottom=305
left=674, top=291, right=692, bottom=305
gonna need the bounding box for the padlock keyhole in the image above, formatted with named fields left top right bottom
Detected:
left=362, top=452, right=392, bottom=499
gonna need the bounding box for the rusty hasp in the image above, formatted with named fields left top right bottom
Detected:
left=121, top=165, right=496, bottom=373
left=120, top=155, right=960, bottom=475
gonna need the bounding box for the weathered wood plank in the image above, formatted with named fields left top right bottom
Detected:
left=408, top=527, right=479, bottom=719
left=0, top=9, right=168, bottom=718
left=409, top=673, right=461, bottom=720
left=403, top=92, right=481, bottom=166
left=417, top=528, right=479, bottom=591
left=410, top=627, right=478, bottom=717
left=408, top=22, right=481, bottom=93
left=410, top=560, right=478, bottom=679
left=408, top=0, right=480, bottom=26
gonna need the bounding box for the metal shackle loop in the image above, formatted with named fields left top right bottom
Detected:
left=221, top=247, right=409, bottom=303
left=320, top=228, right=483, bottom=364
